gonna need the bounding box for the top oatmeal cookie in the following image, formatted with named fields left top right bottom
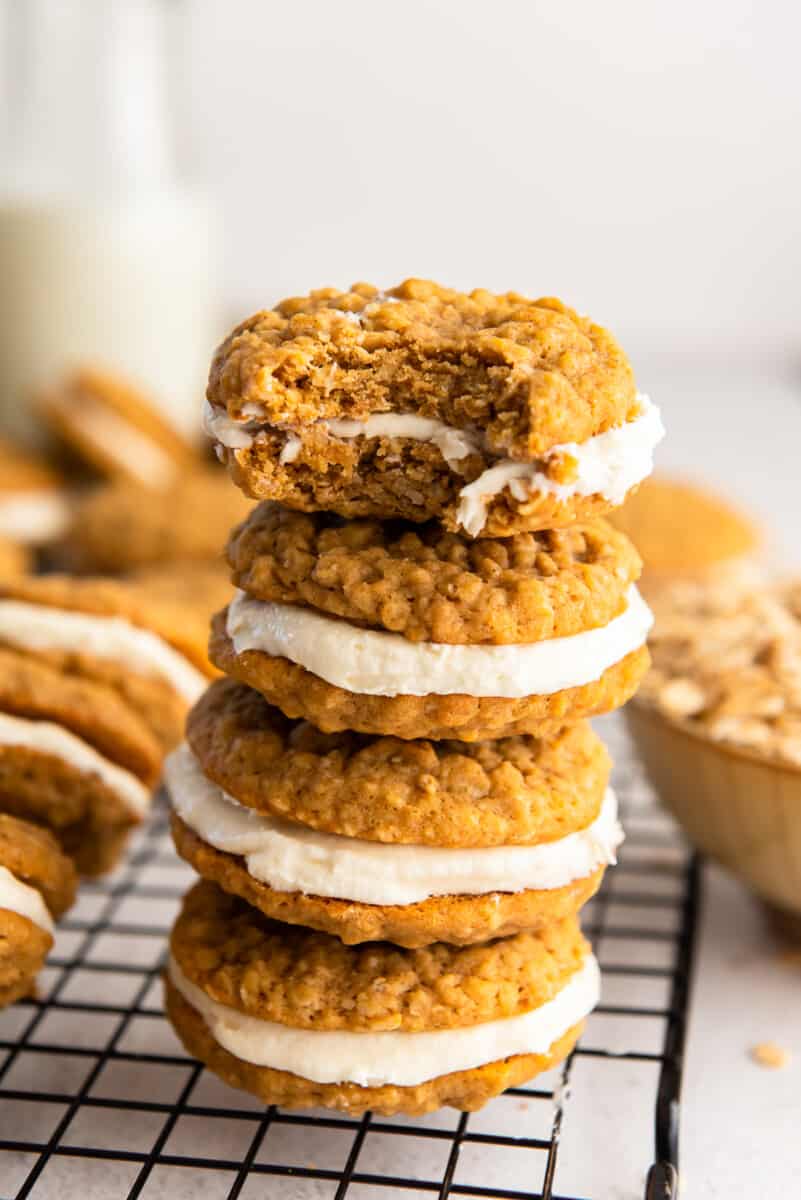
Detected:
left=206, top=280, right=661, bottom=536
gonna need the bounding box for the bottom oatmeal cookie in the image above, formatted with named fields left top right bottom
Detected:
left=165, top=881, right=598, bottom=1115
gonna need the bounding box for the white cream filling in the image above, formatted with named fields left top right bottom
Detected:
left=455, top=396, right=664, bottom=535
left=204, top=394, right=663, bottom=535
left=0, top=600, right=207, bottom=703
left=0, top=713, right=151, bottom=818
left=166, top=743, right=622, bottom=905
left=69, top=401, right=177, bottom=489
left=226, top=585, right=652, bottom=699
left=0, top=864, right=54, bottom=935
left=168, top=952, right=600, bottom=1087
left=0, top=491, right=71, bottom=544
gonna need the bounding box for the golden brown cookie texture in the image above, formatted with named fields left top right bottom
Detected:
left=0, top=537, right=31, bottom=579
left=165, top=980, right=584, bottom=1116
left=209, top=280, right=637, bottom=454
left=0, top=647, right=162, bottom=783
left=165, top=882, right=590, bottom=1114
left=39, top=366, right=198, bottom=487
left=227, top=507, right=641, bottom=643
left=172, top=881, right=589, bottom=1031
left=209, top=610, right=650, bottom=741
left=187, top=679, right=610, bottom=847
left=609, top=475, right=759, bottom=579
left=0, top=437, right=64, bottom=494
left=0, top=815, right=76, bottom=1007
left=0, top=814, right=77, bottom=920
left=59, top=473, right=252, bottom=575
left=207, top=280, right=641, bottom=533
left=171, top=813, right=604, bottom=947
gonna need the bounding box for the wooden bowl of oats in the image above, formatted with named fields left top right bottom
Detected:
left=626, top=575, right=801, bottom=925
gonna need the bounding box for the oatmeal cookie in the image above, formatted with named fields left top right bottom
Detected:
left=171, top=813, right=604, bottom=947
left=207, top=280, right=661, bottom=535
left=209, top=609, right=650, bottom=740
left=187, top=679, right=610, bottom=846
left=0, top=573, right=214, bottom=752
left=227, top=506, right=641, bottom=644
left=0, top=436, right=71, bottom=547
left=165, top=882, right=595, bottom=1114
left=40, top=366, right=198, bottom=489
left=0, top=536, right=30, bottom=579
left=0, top=814, right=76, bottom=1007
left=609, top=476, right=759, bottom=581
left=59, top=472, right=251, bottom=575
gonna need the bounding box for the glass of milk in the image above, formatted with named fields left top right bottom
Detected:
left=0, top=0, right=220, bottom=444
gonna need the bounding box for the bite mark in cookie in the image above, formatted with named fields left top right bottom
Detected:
left=206, top=280, right=662, bottom=534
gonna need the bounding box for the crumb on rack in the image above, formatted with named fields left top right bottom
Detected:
left=749, top=1041, right=790, bottom=1069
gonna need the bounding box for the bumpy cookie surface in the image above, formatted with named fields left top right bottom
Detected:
left=209, top=611, right=650, bottom=741
left=166, top=979, right=583, bottom=1115
left=172, top=881, right=589, bottom=1032
left=0, top=911, right=51, bottom=1008
left=0, top=814, right=77, bottom=919
left=187, top=679, right=609, bottom=846
left=60, top=473, right=251, bottom=574
left=207, top=280, right=640, bottom=533
left=209, top=280, right=636, bottom=454
left=228, top=507, right=641, bottom=644
left=171, top=814, right=604, bottom=947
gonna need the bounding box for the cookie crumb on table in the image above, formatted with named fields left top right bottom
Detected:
left=749, top=1041, right=789, bottom=1069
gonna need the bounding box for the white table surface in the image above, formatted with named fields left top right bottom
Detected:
left=640, top=358, right=801, bottom=1197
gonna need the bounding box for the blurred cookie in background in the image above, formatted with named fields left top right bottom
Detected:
left=57, top=470, right=252, bottom=575
left=609, top=475, right=761, bottom=591
left=126, top=561, right=235, bottom=679
left=39, top=366, right=201, bottom=490
left=0, top=436, right=72, bottom=553
left=0, top=814, right=77, bottom=1006
left=0, top=537, right=31, bottom=580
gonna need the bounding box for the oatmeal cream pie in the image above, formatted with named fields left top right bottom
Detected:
left=165, top=881, right=599, bottom=1115
left=0, top=574, right=213, bottom=755
left=205, top=279, right=663, bottom=536
left=0, top=436, right=71, bottom=547
left=167, top=685, right=621, bottom=946
left=0, top=814, right=77, bottom=1007
left=40, top=366, right=199, bottom=490
left=0, top=650, right=158, bottom=875
left=212, top=514, right=653, bottom=741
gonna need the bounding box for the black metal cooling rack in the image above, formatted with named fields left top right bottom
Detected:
left=0, top=717, right=698, bottom=1200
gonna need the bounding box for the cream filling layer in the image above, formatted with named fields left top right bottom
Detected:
left=0, top=713, right=151, bottom=818
left=0, top=600, right=207, bottom=703
left=0, top=864, right=54, bottom=935
left=204, top=395, right=663, bottom=534
left=226, top=585, right=652, bottom=699
left=168, top=953, right=600, bottom=1087
left=0, top=491, right=71, bottom=543
left=69, top=401, right=177, bottom=489
left=166, top=743, right=621, bottom=905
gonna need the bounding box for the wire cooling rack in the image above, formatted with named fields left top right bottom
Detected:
left=0, top=715, right=698, bottom=1200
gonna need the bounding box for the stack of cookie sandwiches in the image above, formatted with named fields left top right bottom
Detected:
left=165, top=279, right=663, bottom=1115
left=0, top=574, right=214, bottom=874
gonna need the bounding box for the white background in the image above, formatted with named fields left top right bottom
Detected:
left=184, top=0, right=801, bottom=364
